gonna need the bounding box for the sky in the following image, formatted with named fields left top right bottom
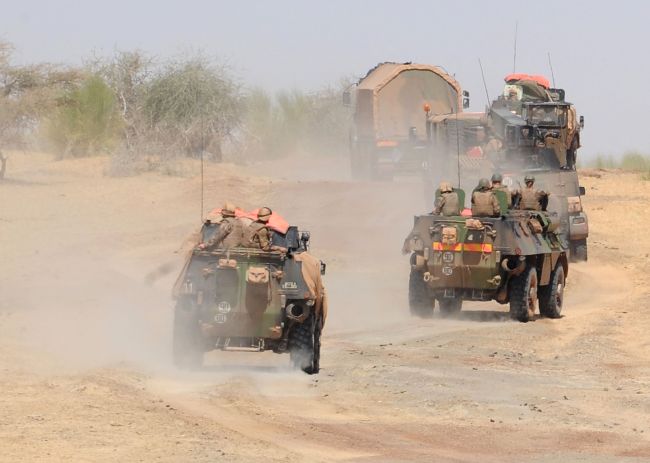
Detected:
left=2, top=0, right=648, bottom=158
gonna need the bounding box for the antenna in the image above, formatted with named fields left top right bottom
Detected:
left=455, top=109, right=461, bottom=190
left=547, top=52, right=557, bottom=88
left=200, top=100, right=205, bottom=222
left=478, top=58, right=491, bottom=105
left=513, top=21, right=518, bottom=73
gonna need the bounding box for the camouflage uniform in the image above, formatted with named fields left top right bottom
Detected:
left=203, top=202, right=243, bottom=250
left=471, top=178, right=500, bottom=217
left=247, top=207, right=273, bottom=251
left=491, top=173, right=512, bottom=208
left=433, top=181, right=460, bottom=216
left=516, top=176, right=548, bottom=211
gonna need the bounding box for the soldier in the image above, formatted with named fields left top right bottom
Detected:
left=433, top=181, right=461, bottom=216
left=471, top=178, right=500, bottom=217
left=516, top=175, right=548, bottom=211
left=198, top=202, right=243, bottom=250
left=491, top=173, right=512, bottom=208
left=247, top=206, right=273, bottom=251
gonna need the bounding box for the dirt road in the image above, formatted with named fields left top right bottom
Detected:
left=1, top=153, right=649, bottom=462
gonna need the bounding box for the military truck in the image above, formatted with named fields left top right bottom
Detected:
left=344, top=62, right=469, bottom=179
left=172, top=217, right=327, bottom=374
left=403, top=195, right=568, bottom=322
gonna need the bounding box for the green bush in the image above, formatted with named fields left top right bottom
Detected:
left=45, top=75, right=121, bottom=157
left=143, top=56, right=241, bottom=161
left=240, top=83, right=352, bottom=160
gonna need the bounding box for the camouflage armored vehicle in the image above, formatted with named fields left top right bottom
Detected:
left=403, top=195, right=568, bottom=322
left=500, top=169, right=588, bottom=261
left=344, top=62, right=469, bottom=180
left=172, top=213, right=327, bottom=374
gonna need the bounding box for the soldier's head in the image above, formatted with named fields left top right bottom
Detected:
left=439, top=181, right=453, bottom=193
left=221, top=201, right=237, bottom=217
left=257, top=206, right=272, bottom=223
left=524, top=174, right=535, bottom=187
left=478, top=178, right=491, bottom=191
left=491, top=173, right=503, bottom=185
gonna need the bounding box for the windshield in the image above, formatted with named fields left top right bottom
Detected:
left=526, top=105, right=567, bottom=127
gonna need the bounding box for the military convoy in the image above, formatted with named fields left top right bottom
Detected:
left=172, top=66, right=588, bottom=371
left=403, top=192, right=568, bottom=322
left=172, top=211, right=327, bottom=374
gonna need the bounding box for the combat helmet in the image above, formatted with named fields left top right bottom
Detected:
left=258, top=206, right=272, bottom=223
left=439, top=181, right=453, bottom=193
left=491, top=173, right=503, bottom=183
left=221, top=201, right=237, bottom=217
left=478, top=178, right=491, bottom=190
left=524, top=174, right=535, bottom=184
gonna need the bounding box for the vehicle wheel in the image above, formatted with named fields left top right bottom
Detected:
left=409, top=269, right=434, bottom=318
left=438, top=297, right=463, bottom=316
left=508, top=266, right=538, bottom=323
left=571, top=241, right=588, bottom=262
left=539, top=264, right=565, bottom=319
left=288, top=313, right=320, bottom=374
left=172, top=298, right=204, bottom=369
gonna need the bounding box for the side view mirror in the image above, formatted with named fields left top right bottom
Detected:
left=579, top=115, right=584, bottom=129
left=462, top=90, right=470, bottom=109
left=579, top=186, right=586, bottom=196
left=342, top=90, right=351, bottom=107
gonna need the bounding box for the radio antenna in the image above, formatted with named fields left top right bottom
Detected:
left=455, top=109, right=461, bottom=189
left=478, top=58, right=491, bottom=106
left=547, top=52, right=557, bottom=88
left=513, top=21, right=518, bottom=73
left=200, top=101, right=205, bottom=222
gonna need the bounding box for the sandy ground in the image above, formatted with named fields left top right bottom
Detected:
left=1, top=153, right=649, bottom=462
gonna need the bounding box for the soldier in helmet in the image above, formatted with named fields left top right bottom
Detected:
left=516, top=175, right=548, bottom=211
left=198, top=202, right=243, bottom=250
left=433, top=181, right=461, bottom=216
left=471, top=178, right=500, bottom=217
left=247, top=206, right=273, bottom=251
left=491, top=173, right=512, bottom=208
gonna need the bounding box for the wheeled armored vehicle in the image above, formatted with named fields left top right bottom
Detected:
left=404, top=190, right=568, bottom=322
left=172, top=217, right=327, bottom=374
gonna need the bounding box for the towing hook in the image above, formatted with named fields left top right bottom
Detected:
left=501, top=256, right=526, bottom=275
left=423, top=272, right=432, bottom=282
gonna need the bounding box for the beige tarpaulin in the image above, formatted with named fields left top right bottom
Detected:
left=293, top=252, right=328, bottom=323
left=355, top=63, right=463, bottom=141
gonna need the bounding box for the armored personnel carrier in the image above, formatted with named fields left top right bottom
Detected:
left=403, top=194, right=568, bottom=322
left=172, top=211, right=327, bottom=374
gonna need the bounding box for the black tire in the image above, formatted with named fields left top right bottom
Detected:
left=409, top=269, right=434, bottom=318
left=572, top=241, right=588, bottom=262
left=508, top=266, right=538, bottom=323
left=438, top=297, right=463, bottom=316
left=288, top=313, right=320, bottom=374
left=539, top=264, right=565, bottom=319
left=172, top=298, right=204, bottom=369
